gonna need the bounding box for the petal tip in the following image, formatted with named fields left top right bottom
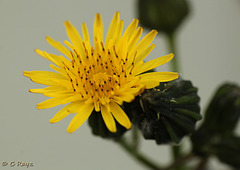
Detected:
left=66, top=127, right=74, bottom=133
left=166, top=53, right=175, bottom=62
left=126, top=122, right=132, bottom=130
left=176, top=73, right=179, bottom=79
left=115, top=11, right=120, bottom=15
left=95, top=13, right=101, bottom=18
left=23, top=71, right=30, bottom=77
left=109, top=128, right=117, bottom=133
left=45, top=36, right=52, bottom=42
left=36, top=104, right=42, bottom=110
left=152, top=29, right=158, bottom=34
left=49, top=119, right=56, bottom=124
left=64, top=20, right=71, bottom=27
left=34, top=49, right=41, bottom=53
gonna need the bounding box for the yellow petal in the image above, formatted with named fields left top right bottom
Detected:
left=127, top=86, right=144, bottom=95
left=113, top=20, right=123, bottom=45
left=50, top=79, right=72, bottom=89
left=135, top=30, right=157, bottom=55
left=82, top=23, right=90, bottom=42
left=127, top=27, right=143, bottom=53
left=105, top=12, right=120, bottom=48
left=134, top=44, right=155, bottom=64
left=133, top=53, right=174, bottom=75
left=49, top=101, right=85, bottom=123
left=42, top=91, right=73, bottom=98
left=94, top=13, right=103, bottom=42
left=29, top=88, right=44, bottom=93
left=49, top=104, right=72, bottom=123
left=23, top=71, right=66, bottom=85
left=113, top=93, right=135, bottom=103
left=139, top=71, right=179, bottom=81
left=101, top=105, right=116, bottom=133
left=23, top=71, right=63, bottom=78
left=60, top=94, right=84, bottom=103
left=122, top=18, right=139, bottom=42
left=30, top=86, right=63, bottom=94
left=35, top=49, right=62, bottom=67
left=49, top=64, right=66, bottom=76
left=109, top=102, right=131, bottom=129
left=94, top=101, right=100, bottom=112
left=112, top=96, right=123, bottom=106
left=82, top=23, right=91, bottom=50
left=139, top=72, right=179, bottom=89
left=30, top=86, right=70, bottom=97
left=45, top=36, right=72, bottom=60
left=36, top=93, right=81, bottom=109
left=64, top=21, right=85, bottom=58
left=67, top=103, right=94, bottom=133
left=139, top=80, right=160, bottom=89
left=64, top=40, right=74, bottom=50
left=36, top=97, right=66, bottom=110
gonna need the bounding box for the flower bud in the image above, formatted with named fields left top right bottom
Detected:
left=211, top=136, right=240, bottom=169
left=125, top=79, right=201, bottom=144
left=203, top=83, right=240, bottom=136
left=191, top=83, right=240, bottom=156
left=138, top=0, right=190, bottom=34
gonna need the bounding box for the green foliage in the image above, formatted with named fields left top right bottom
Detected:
left=138, top=0, right=190, bottom=34
left=191, top=83, right=240, bottom=169
left=212, top=136, right=240, bottom=169
left=204, top=83, right=240, bottom=135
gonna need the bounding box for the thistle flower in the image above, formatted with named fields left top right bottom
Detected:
left=23, top=12, right=178, bottom=133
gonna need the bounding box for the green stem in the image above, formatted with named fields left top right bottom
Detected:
left=167, top=33, right=179, bottom=72
left=163, top=152, right=195, bottom=170
left=118, top=137, right=163, bottom=170
left=167, top=32, right=183, bottom=170
left=172, top=146, right=181, bottom=160
left=118, top=137, right=194, bottom=170
left=196, top=157, right=208, bottom=170
left=171, top=146, right=184, bottom=170
left=132, top=126, right=140, bottom=150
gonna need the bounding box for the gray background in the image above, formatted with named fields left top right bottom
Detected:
left=1, top=0, right=240, bottom=169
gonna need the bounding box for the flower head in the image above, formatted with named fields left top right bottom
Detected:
left=23, top=12, right=178, bottom=133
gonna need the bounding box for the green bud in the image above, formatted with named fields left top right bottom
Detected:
left=138, top=0, right=190, bottom=34
left=190, top=126, right=213, bottom=157
left=203, top=83, right=240, bottom=136
left=88, top=111, right=127, bottom=140
left=125, top=79, right=201, bottom=144
left=211, top=136, right=240, bottom=169
left=191, top=83, right=240, bottom=157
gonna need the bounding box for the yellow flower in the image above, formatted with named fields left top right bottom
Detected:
left=23, top=12, right=178, bottom=133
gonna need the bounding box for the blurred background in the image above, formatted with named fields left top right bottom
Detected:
left=1, top=0, right=240, bottom=169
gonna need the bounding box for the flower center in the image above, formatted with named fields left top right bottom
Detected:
left=62, top=41, right=138, bottom=105
left=91, top=72, right=110, bottom=87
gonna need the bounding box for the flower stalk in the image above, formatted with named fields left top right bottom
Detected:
left=167, top=33, right=179, bottom=72
left=118, top=137, right=163, bottom=170
left=167, top=32, right=184, bottom=170
left=118, top=137, right=195, bottom=170
left=131, top=126, right=140, bottom=150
